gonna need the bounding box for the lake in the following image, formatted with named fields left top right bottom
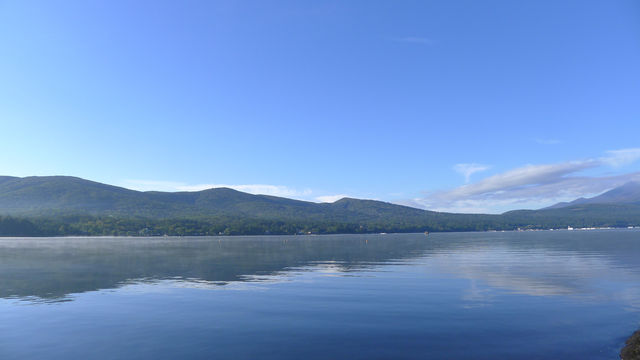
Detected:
left=1, top=230, right=639, bottom=359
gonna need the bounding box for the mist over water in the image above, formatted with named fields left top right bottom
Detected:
left=1, top=231, right=639, bottom=359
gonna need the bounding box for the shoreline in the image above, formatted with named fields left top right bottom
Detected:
left=622, top=330, right=640, bottom=360
left=1, top=226, right=639, bottom=239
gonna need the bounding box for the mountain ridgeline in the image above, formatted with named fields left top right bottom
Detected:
left=0, top=176, right=639, bottom=236
left=544, top=181, right=640, bottom=209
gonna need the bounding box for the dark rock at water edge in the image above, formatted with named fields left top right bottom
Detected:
left=621, top=330, right=640, bottom=360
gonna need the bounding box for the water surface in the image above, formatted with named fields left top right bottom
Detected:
left=1, top=230, right=639, bottom=359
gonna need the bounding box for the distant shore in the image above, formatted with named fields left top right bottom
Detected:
left=2, top=226, right=640, bottom=239
left=622, top=330, right=640, bottom=360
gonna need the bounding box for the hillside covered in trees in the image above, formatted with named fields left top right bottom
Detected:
left=1, top=176, right=639, bottom=236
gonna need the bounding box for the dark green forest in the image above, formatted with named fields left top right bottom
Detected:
left=1, top=176, right=639, bottom=236
left=2, top=206, right=639, bottom=237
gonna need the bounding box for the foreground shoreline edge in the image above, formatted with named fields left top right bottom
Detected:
left=622, top=330, right=640, bottom=360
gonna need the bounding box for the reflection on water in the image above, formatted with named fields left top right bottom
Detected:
left=0, top=234, right=428, bottom=301
left=0, top=231, right=639, bottom=359
left=425, top=231, right=640, bottom=312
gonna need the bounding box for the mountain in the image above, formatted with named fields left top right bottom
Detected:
left=502, top=182, right=640, bottom=228
left=0, top=176, right=345, bottom=218
left=545, top=182, right=640, bottom=209
left=0, top=176, right=639, bottom=236
left=504, top=202, right=640, bottom=229
left=0, top=176, right=435, bottom=221
left=0, top=176, right=505, bottom=235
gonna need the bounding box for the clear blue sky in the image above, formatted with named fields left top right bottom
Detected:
left=1, top=0, right=639, bottom=212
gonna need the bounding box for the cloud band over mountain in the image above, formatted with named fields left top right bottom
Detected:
left=409, top=148, right=640, bottom=213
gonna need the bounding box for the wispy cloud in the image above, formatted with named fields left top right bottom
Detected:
left=315, top=194, right=349, bottom=203
left=600, top=148, right=640, bottom=167
left=391, top=36, right=433, bottom=45
left=179, top=184, right=312, bottom=198
left=453, top=163, right=490, bottom=183
left=120, top=180, right=358, bottom=204
left=120, top=180, right=312, bottom=198
left=410, top=148, right=640, bottom=213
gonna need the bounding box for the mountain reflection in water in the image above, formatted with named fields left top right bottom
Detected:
left=1, top=231, right=639, bottom=305
left=0, top=234, right=429, bottom=301
left=1, top=231, right=640, bottom=360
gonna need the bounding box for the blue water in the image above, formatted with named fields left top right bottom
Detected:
left=1, top=230, right=639, bottom=359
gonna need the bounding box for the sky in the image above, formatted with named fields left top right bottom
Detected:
left=1, top=0, right=639, bottom=213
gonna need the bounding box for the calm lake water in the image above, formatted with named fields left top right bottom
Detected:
left=1, top=230, right=639, bottom=359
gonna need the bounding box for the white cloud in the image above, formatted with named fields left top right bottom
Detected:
left=119, top=148, right=640, bottom=213
left=600, top=148, right=640, bottom=167
left=119, top=181, right=356, bottom=204
left=179, top=184, right=312, bottom=198
left=446, top=160, right=598, bottom=200
left=411, top=148, right=640, bottom=213
left=315, top=194, right=349, bottom=203
left=453, top=163, right=490, bottom=183
left=119, top=180, right=186, bottom=192
left=120, top=180, right=311, bottom=198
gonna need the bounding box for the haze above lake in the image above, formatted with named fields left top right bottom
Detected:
left=1, top=231, right=639, bottom=359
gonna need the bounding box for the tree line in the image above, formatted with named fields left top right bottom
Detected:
left=1, top=211, right=638, bottom=237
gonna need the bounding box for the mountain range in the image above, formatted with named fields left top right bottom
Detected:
left=544, top=181, right=640, bottom=209
left=1, top=176, right=639, bottom=236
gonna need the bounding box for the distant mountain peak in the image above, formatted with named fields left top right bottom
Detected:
left=545, top=181, right=640, bottom=209
left=617, top=181, right=640, bottom=189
